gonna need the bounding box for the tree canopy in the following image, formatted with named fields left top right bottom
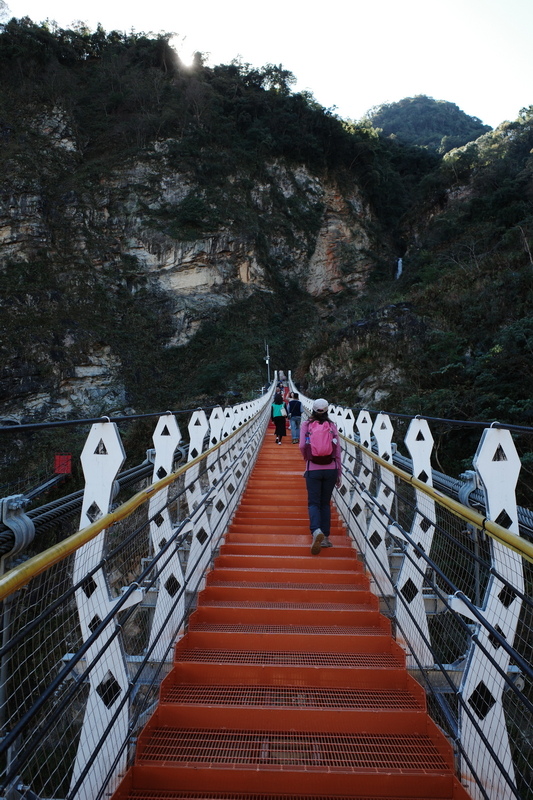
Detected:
left=365, top=95, right=491, bottom=153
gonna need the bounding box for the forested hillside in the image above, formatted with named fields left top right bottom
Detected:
left=0, top=18, right=435, bottom=416
left=365, top=95, right=491, bottom=152
left=1, top=18, right=533, bottom=456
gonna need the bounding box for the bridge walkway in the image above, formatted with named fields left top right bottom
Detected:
left=112, top=430, right=471, bottom=799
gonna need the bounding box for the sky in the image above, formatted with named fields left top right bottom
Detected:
left=3, top=0, right=533, bottom=129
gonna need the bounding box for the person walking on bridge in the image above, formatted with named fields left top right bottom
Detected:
left=288, top=391, right=303, bottom=443
left=271, top=392, right=287, bottom=445
left=299, top=398, right=342, bottom=553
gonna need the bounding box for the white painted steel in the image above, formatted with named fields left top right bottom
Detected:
left=366, top=412, right=394, bottom=594
left=148, top=414, right=184, bottom=661
left=71, top=422, right=129, bottom=800
left=67, top=392, right=272, bottom=800
left=292, top=385, right=529, bottom=800
left=457, top=428, right=523, bottom=800
left=395, top=418, right=436, bottom=667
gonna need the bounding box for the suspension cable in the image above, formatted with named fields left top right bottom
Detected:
left=0, top=416, right=255, bottom=602
left=346, top=406, right=533, bottom=435
left=344, top=434, right=533, bottom=564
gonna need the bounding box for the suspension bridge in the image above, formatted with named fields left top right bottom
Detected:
left=0, top=375, right=531, bottom=800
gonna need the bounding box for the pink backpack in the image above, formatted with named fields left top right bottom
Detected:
left=303, top=421, right=335, bottom=464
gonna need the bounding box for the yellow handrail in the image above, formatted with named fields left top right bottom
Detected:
left=343, top=436, right=533, bottom=565
left=0, top=417, right=259, bottom=602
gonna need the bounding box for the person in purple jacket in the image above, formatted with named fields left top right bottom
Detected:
left=299, top=398, right=342, bottom=554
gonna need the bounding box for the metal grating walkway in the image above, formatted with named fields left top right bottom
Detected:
left=112, top=429, right=472, bottom=800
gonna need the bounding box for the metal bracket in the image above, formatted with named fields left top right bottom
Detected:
left=458, top=469, right=479, bottom=507
left=0, top=495, right=35, bottom=557
left=4, top=780, right=42, bottom=800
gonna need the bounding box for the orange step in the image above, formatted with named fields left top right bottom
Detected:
left=111, top=431, right=472, bottom=800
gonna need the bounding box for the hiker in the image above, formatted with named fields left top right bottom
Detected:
left=271, top=392, right=287, bottom=445
left=288, top=391, right=303, bottom=443
left=299, top=398, right=342, bottom=553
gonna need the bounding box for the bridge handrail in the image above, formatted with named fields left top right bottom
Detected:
left=291, top=375, right=531, bottom=800
left=350, top=438, right=533, bottom=564
left=0, top=387, right=276, bottom=800
left=0, top=422, right=246, bottom=603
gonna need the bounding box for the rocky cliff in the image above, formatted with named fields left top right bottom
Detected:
left=6, top=22, right=530, bottom=438
left=0, top=109, right=380, bottom=421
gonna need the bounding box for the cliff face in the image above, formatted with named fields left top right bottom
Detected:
left=0, top=113, right=379, bottom=420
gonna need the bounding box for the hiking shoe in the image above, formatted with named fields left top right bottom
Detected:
left=311, top=529, right=324, bottom=554
left=321, top=538, right=333, bottom=547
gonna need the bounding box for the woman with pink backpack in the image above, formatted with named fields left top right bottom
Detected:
left=299, top=398, right=342, bottom=554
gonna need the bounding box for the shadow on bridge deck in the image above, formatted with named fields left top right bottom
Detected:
left=112, top=428, right=471, bottom=800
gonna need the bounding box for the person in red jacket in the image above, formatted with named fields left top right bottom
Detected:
left=299, top=398, right=342, bottom=553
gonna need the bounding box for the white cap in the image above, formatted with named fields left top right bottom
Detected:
left=312, top=398, right=329, bottom=412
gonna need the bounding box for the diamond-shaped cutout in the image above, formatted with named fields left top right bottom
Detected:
left=495, top=509, right=512, bottom=529
left=164, top=574, right=181, bottom=597
left=353, top=503, right=362, bottom=517
left=488, top=624, right=506, bottom=649
left=190, top=448, right=199, bottom=459
left=196, top=527, right=208, bottom=545
left=382, top=452, right=390, bottom=461
left=363, top=467, right=370, bottom=477
left=227, top=483, right=235, bottom=495
left=236, top=469, right=242, bottom=478
left=492, top=445, right=508, bottom=462
left=363, top=441, right=370, bottom=449
left=88, top=615, right=102, bottom=634
left=414, top=541, right=425, bottom=559
left=81, top=575, right=97, bottom=598
left=370, top=531, right=382, bottom=549
left=94, top=439, right=108, bottom=455
left=498, top=583, right=518, bottom=608
left=383, top=486, right=391, bottom=497
left=157, top=466, right=168, bottom=479
left=339, top=485, right=347, bottom=496
left=401, top=578, right=418, bottom=604
left=153, top=512, right=165, bottom=527
left=417, top=470, right=429, bottom=483
left=420, top=517, right=432, bottom=533
left=468, top=681, right=496, bottom=720
left=211, top=437, right=218, bottom=445
left=159, top=537, right=167, bottom=549
left=96, top=671, right=122, bottom=709
left=215, top=499, right=225, bottom=512
left=86, top=501, right=102, bottom=523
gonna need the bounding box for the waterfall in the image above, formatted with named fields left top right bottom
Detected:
left=395, top=257, right=403, bottom=279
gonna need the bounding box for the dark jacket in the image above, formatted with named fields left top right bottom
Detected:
left=288, top=399, right=303, bottom=417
